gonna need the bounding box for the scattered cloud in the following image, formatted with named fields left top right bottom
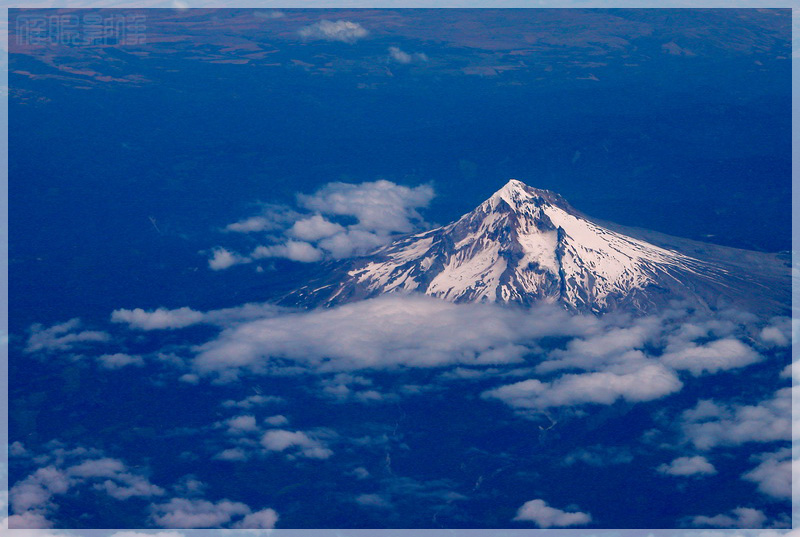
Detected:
left=388, top=46, right=428, bottom=64
left=680, top=388, right=790, bottom=450
left=657, top=456, right=716, bottom=476
left=221, top=394, right=284, bottom=409
left=211, top=180, right=435, bottom=267
left=208, top=247, right=249, bottom=271
left=513, top=499, right=591, bottom=528
left=25, top=318, right=109, bottom=354
left=690, top=507, right=768, bottom=528
left=8, top=444, right=165, bottom=529
left=96, top=353, right=145, bottom=369
left=264, top=415, right=289, bottom=426
left=298, top=20, right=368, bottom=43
left=221, top=415, right=260, bottom=436
left=260, top=429, right=333, bottom=459
left=149, top=498, right=276, bottom=529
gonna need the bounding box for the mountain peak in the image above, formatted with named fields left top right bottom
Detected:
left=487, top=179, right=567, bottom=213
left=287, top=182, right=788, bottom=314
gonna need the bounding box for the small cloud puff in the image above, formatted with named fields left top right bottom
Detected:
left=657, top=455, right=716, bottom=476
left=298, top=20, right=368, bottom=43
left=208, top=247, right=249, bottom=271
left=513, top=499, right=591, bottom=528
left=388, top=46, right=428, bottom=64
left=260, top=429, right=333, bottom=460
left=252, top=240, right=323, bottom=263
left=96, top=353, right=145, bottom=370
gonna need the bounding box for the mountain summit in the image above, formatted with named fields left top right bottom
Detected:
left=287, top=180, right=789, bottom=314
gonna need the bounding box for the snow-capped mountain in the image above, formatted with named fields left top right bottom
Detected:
left=286, top=180, right=789, bottom=314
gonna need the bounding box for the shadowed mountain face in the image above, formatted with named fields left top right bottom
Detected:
left=288, top=180, right=789, bottom=314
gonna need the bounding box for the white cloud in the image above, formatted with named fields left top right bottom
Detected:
left=659, top=338, right=761, bottom=376
left=225, top=204, right=302, bottom=234
left=97, top=475, right=165, bottom=500
left=484, top=362, right=682, bottom=410
left=251, top=240, right=323, bottom=263
left=221, top=394, right=284, bottom=409
left=690, top=507, right=768, bottom=528
left=208, top=247, right=249, bottom=271
left=260, top=429, right=332, bottom=459
left=513, top=499, right=591, bottom=528
left=680, top=388, right=790, bottom=450
left=264, top=415, right=288, bottom=426
left=112, top=307, right=205, bottom=330
left=192, top=294, right=593, bottom=380
left=298, top=180, right=433, bottom=235
left=149, top=498, right=251, bottom=529
left=287, top=214, right=345, bottom=242
left=298, top=20, right=368, bottom=43
left=6, top=510, right=55, bottom=529
left=260, top=430, right=333, bottom=459
left=25, top=318, right=110, bottom=354
left=213, top=448, right=249, bottom=462
left=112, top=303, right=283, bottom=331
left=232, top=508, right=279, bottom=529
left=388, top=46, right=428, bottom=64
left=657, top=456, right=717, bottom=476
left=742, top=449, right=791, bottom=499
left=758, top=317, right=792, bottom=347
left=225, top=216, right=276, bottom=233
left=8, top=448, right=164, bottom=529
left=315, top=229, right=387, bottom=259
left=214, top=180, right=435, bottom=265
left=96, top=353, right=145, bottom=369
left=222, top=415, right=260, bottom=435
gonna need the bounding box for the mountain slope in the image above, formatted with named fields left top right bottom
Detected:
left=286, top=180, right=789, bottom=314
